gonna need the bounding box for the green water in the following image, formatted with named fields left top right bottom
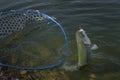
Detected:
left=0, top=0, right=120, bottom=80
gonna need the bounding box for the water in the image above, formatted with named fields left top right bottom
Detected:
left=0, top=0, right=120, bottom=80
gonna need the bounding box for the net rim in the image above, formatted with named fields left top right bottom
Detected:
left=0, top=10, right=69, bottom=70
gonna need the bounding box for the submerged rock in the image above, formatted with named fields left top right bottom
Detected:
left=0, top=67, right=69, bottom=80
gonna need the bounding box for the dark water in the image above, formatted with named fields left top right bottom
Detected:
left=0, top=0, right=120, bottom=80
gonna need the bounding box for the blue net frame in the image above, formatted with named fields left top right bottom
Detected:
left=0, top=10, right=69, bottom=70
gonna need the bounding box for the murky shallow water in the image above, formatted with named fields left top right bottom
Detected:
left=0, top=0, right=120, bottom=80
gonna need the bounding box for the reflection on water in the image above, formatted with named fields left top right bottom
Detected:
left=0, top=0, right=120, bottom=80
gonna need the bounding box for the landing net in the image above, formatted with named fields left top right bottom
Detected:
left=0, top=10, right=69, bottom=70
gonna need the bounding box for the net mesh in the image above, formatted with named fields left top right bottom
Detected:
left=0, top=10, right=68, bottom=69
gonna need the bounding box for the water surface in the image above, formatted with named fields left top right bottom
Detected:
left=0, top=0, right=120, bottom=80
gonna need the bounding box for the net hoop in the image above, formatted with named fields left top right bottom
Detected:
left=0, top=10, right=69, bottom=70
